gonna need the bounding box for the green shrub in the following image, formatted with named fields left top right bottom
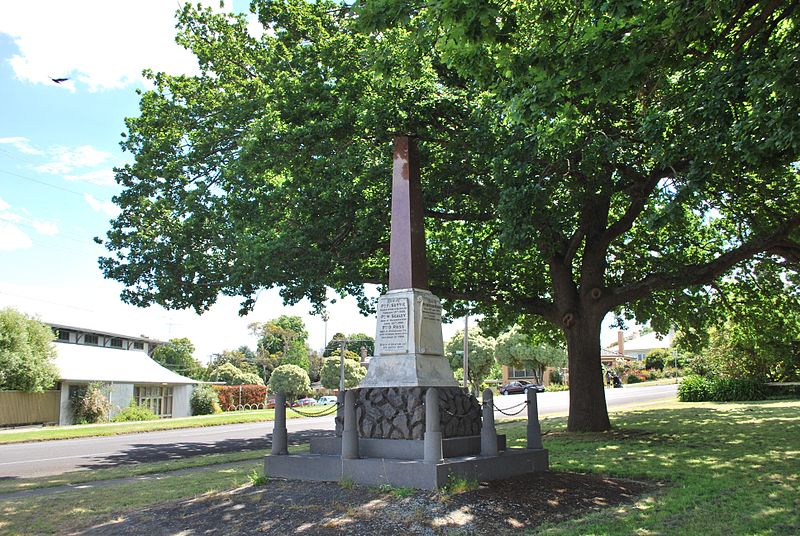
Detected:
left=545, top=383, right=569, bottom=392
left=549, top=369, right=564, bottom=385
left=709, top=378, right=767, bottom=402
left=70, top=382, right=111, bottom=424
left=112, top=401, right=158, bottom=422
left=191, top=384, right=221, bottom=415
left=678, top=375, right=713, bottom=401
left=268, top=364, right=311, bottom=399
left=626, top=374, right=644, bottom=384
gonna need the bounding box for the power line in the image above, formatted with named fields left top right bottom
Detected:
left=0, top=168, right=87, bottom=197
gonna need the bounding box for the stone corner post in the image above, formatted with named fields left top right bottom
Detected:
left=480, top=388, right=498, bottom=456
left=526, top=389, right=543, bottom=450
left=424, top=387, right=443, bottom=463
left=341, top=390, right=359, bottom=459
left=271, top=392, right=288, bottom=455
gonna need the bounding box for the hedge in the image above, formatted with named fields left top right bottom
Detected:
left=678, top=375, right=767, bottom=402
left=213, top=384, right=269, bottom=411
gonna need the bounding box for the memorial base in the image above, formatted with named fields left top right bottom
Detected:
left=264, top=441, right=549, bottom=491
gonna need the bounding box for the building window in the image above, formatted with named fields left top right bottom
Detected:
left=83, top=334, right=99, bottom=345
left=110, top=338, right=123, bottom=348
left=133, top=341, right=144, bottom=350
left=510, top=367, right=537, bottom=379
left=134, top=386, right=174, bottom=418
left=57, top=330, right=70, bottom=341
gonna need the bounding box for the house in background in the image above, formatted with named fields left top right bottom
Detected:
left=607, top=328, right=675, bottom=362
left=51, top=324, right=199, bottom=425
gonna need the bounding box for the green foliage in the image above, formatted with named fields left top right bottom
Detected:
left=441, top=473, right=478, bottom=495
left=250, top=316, right=308, bottom=356
left=445, top=328, right=496, bottom=394
left=248, top=468, right=268, bottom=486
left=268, top=364, right=311, bottom=399
left=190, top=385, right=221, bottom=415
left=280, top=339, right=310, bottom=371
left=495, top=326, right=567, bottom=383
left=97, top=0, right=800, bottom=432
left=112, top=401, right=158, bottom=422
left=645, top=348, right=670, bottom=371
left=308, top=351, right=324, bottom=383
left=70, top=382, right=111, bottom=424
left=207, top=349, right=259, bottom=378
left=549, top=369, right=564, bottom=385
left=152, top=337, right=205, bottom=380
left=679, top=375, right=767, bottom=402
left=626, top=374, right=644, bottom=385
left=545, top=384, right=569, bottom=392
left=320, top=357, right=366, bottom=390
left=323, top=332, right=375, bottom=357
left=212, top=362, right=264, bottom=386
left=0, top=308, right=58, bottom=392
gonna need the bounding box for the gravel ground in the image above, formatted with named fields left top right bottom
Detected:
left=74, top=471, right=658, bottom=535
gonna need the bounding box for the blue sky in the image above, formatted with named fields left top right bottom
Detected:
left=0, top=1, right=621, bottom=362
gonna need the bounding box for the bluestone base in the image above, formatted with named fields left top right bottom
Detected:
left=264, top=447, right=548, bottom=490
left=310, top=435, right=506, bottom=459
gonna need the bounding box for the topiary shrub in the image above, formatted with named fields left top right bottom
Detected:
left=678, top=375, right=713, bottom=401
left=626, top=374, right=644, bottom=384
left=268, top=364, right=311, bottom=400
left=112, top=401, right=158, bottom=422
left=191, top=384, right=222, bottom=415
left=320, top=357, right=366, bottom=390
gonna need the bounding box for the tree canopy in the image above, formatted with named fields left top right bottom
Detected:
left=0, top=308, right=59, bottom=392
left=99, top=0, right=800, bottom=431
left=445, top=328, right=496, bottom=395
left=323, top=332, right=375, bottom=357
left=495, top=326, right=567, bottom=384
left=320, top=356, right=367, bottom=389
left=152, top=337, right=205, bottom=380
left=268, top=364, right=311, bottom=399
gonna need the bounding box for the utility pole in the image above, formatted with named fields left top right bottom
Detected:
left=321, top=310, right=330, bottom=353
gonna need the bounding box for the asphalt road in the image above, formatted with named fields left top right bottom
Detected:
left=0, top=383, right=677, bottom=480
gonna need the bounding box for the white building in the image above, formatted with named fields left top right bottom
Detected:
left=608, top=328, right=675, bottom=362
left=50, top=324, right=199, bottom=425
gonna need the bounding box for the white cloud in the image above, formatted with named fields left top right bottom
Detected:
left=36, top=145, right=112, bottom=175
left=31, top=219, right=59, bottom=236
left=64, top=169, right=116, bottom=187
left=84, top=193, right=120, bottom=217
left=0, top=221, right=33, bottom=250
left=0, top=136, right=43, bottom=155
left=0, top=1, right=235, bottom=92
left=0, top=195, right=10, bottom=211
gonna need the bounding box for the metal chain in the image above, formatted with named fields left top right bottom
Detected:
left=285, top=402, right=340, bottom=418
left=492, top=400, right=530, bottom=416
left=441, top=405, right=481, bottom=418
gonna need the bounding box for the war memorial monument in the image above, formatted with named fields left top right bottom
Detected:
left=264, top=136, right=549, bottom=489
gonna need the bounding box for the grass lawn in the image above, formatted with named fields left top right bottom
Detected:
left=0, top=400, right=797, bottom=535
left=499, top=399, right=799, bottom=535
left=0, top=405, right=334, bottom=444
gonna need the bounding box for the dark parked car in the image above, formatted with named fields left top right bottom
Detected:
left=498, top=380, right=545, bottom=395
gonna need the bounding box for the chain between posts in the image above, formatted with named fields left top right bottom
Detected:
left=492, top=399, right=529, bottom=416
left=285, top=402, right=340, bottom=418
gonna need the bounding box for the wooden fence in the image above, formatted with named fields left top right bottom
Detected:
left=0, top=390, right=61, bottom=426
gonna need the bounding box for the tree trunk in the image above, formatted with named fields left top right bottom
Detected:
left=565, top=316, right=611, bottom=432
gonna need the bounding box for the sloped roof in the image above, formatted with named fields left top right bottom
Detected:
left=620, top=331, right=673, bottom=351
left=54, top=343, right=198, bottom=384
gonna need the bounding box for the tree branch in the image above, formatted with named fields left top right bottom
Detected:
left=611, top=216, right=800, bottom=307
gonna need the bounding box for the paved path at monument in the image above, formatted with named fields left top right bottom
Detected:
left=0, top=384, right=676, bottom=479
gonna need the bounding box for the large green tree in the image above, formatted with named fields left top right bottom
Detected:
left=99, top=0, right=800, bottom=431
left=152, top=337, right=205, bottom=380
left=0, top=308, right=59, bottom=392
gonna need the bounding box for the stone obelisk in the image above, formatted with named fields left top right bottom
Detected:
left=360, top=136, right=458, bottom=388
